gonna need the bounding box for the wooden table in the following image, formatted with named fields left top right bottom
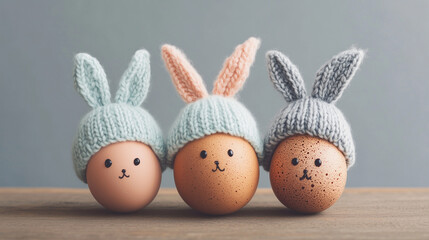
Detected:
left=0, top=188, right=428, bottom=239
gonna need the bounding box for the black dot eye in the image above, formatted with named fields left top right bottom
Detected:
left=315, top=158, right=322, bottom=167
left=104, top=159, right=112, bottom=168
left=200, top=150, right=207, bottom=159
left=227, top=149, right=234, bottom=157
left=291, top=158, right=299, bottom=166
left=134, top=158, right=140, bottom=166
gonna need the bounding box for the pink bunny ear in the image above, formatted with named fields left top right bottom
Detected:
left=213, top=37, right=260, bottom=97
left=161, top=44, right=208, bottom=103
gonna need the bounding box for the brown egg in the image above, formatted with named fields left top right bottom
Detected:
left=174, top=133, right=259, bottom=215
left=86, top=141, right=161, bottom=213
left=270, top=135, right=347, bottom=213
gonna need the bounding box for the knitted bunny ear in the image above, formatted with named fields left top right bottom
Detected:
left=213, top=37, right=260, bottom=97
left=74, top=53, right=111, bottom=108
left=161, top=44, right=208, bottom=103
left=266, top=50, right=306, bottom=102
left=312, top=48, right=365, bottom=104
left=115, top=49, right=150, bottom=106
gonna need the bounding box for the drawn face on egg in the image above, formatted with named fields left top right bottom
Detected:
left=174, top=133, right=259, bottom=215
left=270, top=135, right=347, bottom=213
left=86, top=141, right=161, bottom=213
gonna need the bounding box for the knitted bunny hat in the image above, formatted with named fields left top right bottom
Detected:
left=73, top=50, right=166, bottom=183
left=161, top=37, right=263, bottom=168
left=263, top=48, right=365, bottom=171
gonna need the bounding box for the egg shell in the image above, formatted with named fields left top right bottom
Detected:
left=270, top=135, right=347, bottom=213
left=86, top=141, right=161, bottom=213
left=174, top=133, right=259, bottom=215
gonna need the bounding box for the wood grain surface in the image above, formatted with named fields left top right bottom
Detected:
left=0, top=188, right=428, bottom=239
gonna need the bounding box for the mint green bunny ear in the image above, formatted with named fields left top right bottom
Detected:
left=74, top=53, right=111, bottom=108
left=115, top=49, right=151, bottom=106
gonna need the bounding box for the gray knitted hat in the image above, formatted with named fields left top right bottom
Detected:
left=263, top=48, right=364, bottom=171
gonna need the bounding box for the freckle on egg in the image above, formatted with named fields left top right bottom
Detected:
left=174, top=134, right=259, bottom=215
left=269, top=135, right=348, bottom=213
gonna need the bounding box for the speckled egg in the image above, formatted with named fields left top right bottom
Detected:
left=270, top=135, right=347, bottom=213
left=86, top=141, right=161, bottom=213
left=174, top=133, right=259, bottom=215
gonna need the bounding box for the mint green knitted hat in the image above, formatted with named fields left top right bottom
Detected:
left=72, top=50, right=166, bottom=183
left=161, top=37, right=263, bottom=168
left=167, top=95, right=263, bottom=167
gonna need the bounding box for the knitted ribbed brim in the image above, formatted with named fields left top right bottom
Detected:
left=263, top=48, right=364, bottom=171
left=72, top=49, right=166, bottom=183
left=167, top=95, right=263, bottom=168
left=73, top=103, right=166, bottom=182
left=263, top=97, right=354, bottom=171
left=161, top=38, right=263, bottom=168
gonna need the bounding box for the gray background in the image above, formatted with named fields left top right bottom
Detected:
left=1, top=0, right=428, bottom=188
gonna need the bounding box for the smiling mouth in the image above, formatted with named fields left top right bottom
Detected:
left=299, top=169, right=311, bottom=181
left=212, top=161, right=225, bottom=172
left=118, top=169, right=130, bottom=179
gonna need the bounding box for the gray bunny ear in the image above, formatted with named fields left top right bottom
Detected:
left=74, top=53, right=111, bottom=108
left=266, top=50, right=306, bottom=102
left=115, top=49, right=151, bottom=106
left=311, top=48, right=365, bottom=103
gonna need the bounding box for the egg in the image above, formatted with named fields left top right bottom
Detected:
left=86, top=141, right=161, bottom=213
left=270, top=135, right=347, bottom=213
left=174, top=133, right=259, bottom=215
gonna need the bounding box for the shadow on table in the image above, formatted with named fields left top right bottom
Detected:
left=0, top=203, right=320, bottom=219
